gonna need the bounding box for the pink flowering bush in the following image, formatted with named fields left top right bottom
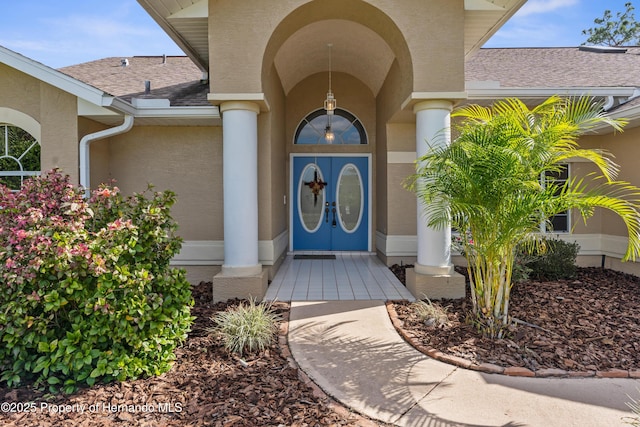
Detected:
left=0, top=170, right=193, bottom=393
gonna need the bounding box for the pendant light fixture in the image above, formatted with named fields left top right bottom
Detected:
left=324, top=43, right=336, bottom=143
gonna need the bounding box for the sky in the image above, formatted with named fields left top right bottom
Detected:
left=485, top=0, right=637, bottom=48
left=0, top=0, right=637, bottom=69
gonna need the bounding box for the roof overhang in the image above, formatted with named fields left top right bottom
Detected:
left=136, top=0, right=208, bottom=73
left=111, top=97, right=220, bottom=126
left=78, top=98, right=220, bottom=126
left=603, top=101, right=640, bottom=130
left=464, top=0, right=528, bottom=57
left=1, top=45, right=219, bottom=127
left=466, top=83, right=638, bottom=100
left=0, top=45, right=115, bottom=108
left=135, top=0, right=528, bottom=75
left=463, top=84, right=640, bottom=133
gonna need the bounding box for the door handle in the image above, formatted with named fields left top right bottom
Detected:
left=331, top=207, right=337, bottom=227
left=325, top=207, right=329, bottom=223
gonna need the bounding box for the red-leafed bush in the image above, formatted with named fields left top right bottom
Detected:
left=0, top=170, right=193, bottom=393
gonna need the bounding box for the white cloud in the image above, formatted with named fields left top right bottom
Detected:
left=516, top=0, right=579, bottom=17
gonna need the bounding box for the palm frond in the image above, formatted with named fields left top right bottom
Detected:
left=558, top=178, right=640, bottom=261
left=555, top=148, right=618, bottom=180
left=407, top=94, right=639, bottom=339
left=563, top=96, right=628, bottom=133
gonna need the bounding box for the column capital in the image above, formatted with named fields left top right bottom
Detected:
left=208, top=92, right=270, bottom=112
left=413, top=99, right=454, bottom=114
left=219, top=101, right=261, bottom=114
left=401, top=91, right=466, bottom=112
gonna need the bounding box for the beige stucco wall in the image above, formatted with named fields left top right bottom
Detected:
left=106, top=126, right=221, bottom=241
left=286, top=71, right=376, bottom=248
left=567, top=157, right=604, bottom=236
left=259, top=62, right=288, bottom=242
left=592, top=127, right=640, bottom=237
left=79, top=117, right=111, bottom=188
left=375, top=60, right=403, bottom=238
left=207, top=0, right=467, bottom=261
left=0, top=63, right=78, bottom=183
left=40, top=86, right=78, bottom=182
left=567, top=128, right=640, bottom=238
left=210, top=0, right=464, bottom=96
left=375, top=55, right=424, bottom=239
left=0, top=64, right=41, bottom=119
left=385, top=124, right=418, bottom=236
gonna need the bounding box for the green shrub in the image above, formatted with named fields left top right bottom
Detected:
left=211, top=298, right=280, bottom=357
left=525, top=237, right=579, bottom=281
left=511, top=245, right=537, bottom=283
left=0, top=170, right=193, bottom=393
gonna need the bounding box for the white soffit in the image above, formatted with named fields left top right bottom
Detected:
left=137, top=0, right=209, bottom=71
left=78, top=99, right=120, bottom=117
left=168, top=0, right=207, bottom=18
left=464, top=0, right=505, bottom=11
left=464, top=0, right=527, bottom=57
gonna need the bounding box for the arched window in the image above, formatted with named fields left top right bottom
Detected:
left=294, top=108, right=367, bottom=145
left=0, top=124, right=41, bottom=190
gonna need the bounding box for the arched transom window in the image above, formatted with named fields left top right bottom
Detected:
left=0, top=124, right=41, bottom=190
left=295, top=108, right=367, bottom=145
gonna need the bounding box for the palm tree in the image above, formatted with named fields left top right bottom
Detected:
left=411, top=96, right=640, bottom=339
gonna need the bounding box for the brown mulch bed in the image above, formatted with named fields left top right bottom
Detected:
left=0, top=281, right=373, bottom=426
left=391, top=265, right=640, bottom=375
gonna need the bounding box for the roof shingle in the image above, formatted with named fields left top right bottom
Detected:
left=60, top=47, right=640, bottom=108
left=59, top=56, right=209, bottom=106
left=466, top=47, right=640, bottom=88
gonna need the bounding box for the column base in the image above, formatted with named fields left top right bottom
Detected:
left=406, top=267, right=466, bottom=300
left=414, top=262, right=455, bottom=275
left=212, top=268, right=268, bottom=303
left=221, top=264, right=263, bottom=277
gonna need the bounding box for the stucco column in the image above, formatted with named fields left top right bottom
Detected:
left=220, top=101, right=261, bottom=276
left=414, top=100, right=454, bottom=275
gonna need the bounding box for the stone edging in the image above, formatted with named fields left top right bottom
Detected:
left=277, top=304, right=385, bottom=427
left=385, top=302, right=640, bottom=379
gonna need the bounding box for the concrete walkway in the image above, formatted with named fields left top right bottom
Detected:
left=288, top=300, right=640, bottom=427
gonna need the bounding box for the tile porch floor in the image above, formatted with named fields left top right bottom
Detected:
left=264, top=252, right=415, bottom=301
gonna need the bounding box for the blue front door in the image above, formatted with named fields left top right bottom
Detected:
left=292, top=156, right=369, bottom=251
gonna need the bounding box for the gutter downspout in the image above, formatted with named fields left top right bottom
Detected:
left=79, top=114, right=134, bottom=197
left=603, top=96, right=615, bottom=112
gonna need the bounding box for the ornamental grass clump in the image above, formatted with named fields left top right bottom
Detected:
left=0, top=170, right=193, bottom=393
left=625, top=389, right=640, bottom=426
left=411, top=297, right=451, bottom=328
left=211, top=298, right=280, bottom=357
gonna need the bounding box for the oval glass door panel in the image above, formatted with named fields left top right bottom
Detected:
left=298, top=164, right=325, bottom=232
left=336, top=164, right=363, bottom=233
